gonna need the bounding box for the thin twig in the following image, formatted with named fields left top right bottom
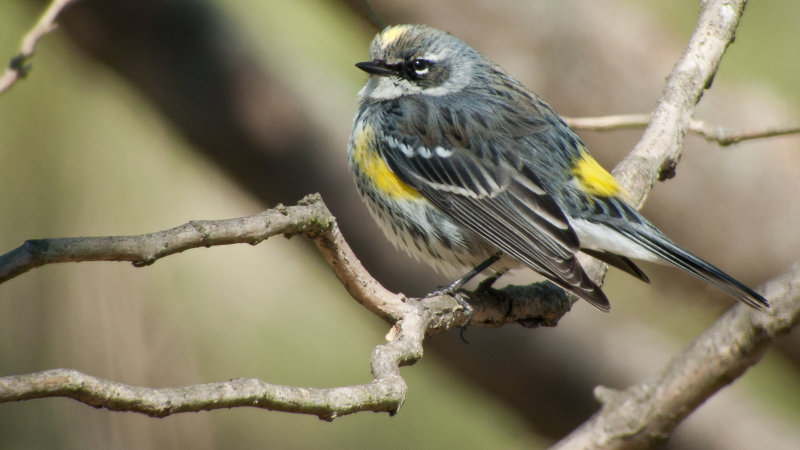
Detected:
left=689, top=118, right=800, bottom=146
left=0, top=0, right=77, bottom=95
left=563, top=113, right=652, bottom=131
left=564, top=114, right=800, bottom=147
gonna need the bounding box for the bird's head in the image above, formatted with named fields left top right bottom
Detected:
left=356, top=24, right=481, bottom=100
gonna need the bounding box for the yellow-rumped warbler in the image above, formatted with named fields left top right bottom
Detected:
left=348, top=24, right=768, bottom=311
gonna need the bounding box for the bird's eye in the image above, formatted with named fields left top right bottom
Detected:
left=411, top=59, right=430, bottom=75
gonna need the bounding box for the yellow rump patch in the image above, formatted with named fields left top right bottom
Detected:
left=379, top=25, right=411, bottom=49
left=353, top=125, right=422, bottom=200
left=572, top=149, right=624, bottom=197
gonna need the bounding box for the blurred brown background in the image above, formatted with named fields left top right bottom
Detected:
left=1, top=1, right=799, bottom=448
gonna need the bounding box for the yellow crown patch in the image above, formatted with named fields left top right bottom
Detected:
left=379, top=25, right=412, bottom=49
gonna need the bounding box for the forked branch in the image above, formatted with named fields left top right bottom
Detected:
left=0, top=193, right=570, bottom=419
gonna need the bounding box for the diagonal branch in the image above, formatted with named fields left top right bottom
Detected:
left=611, top=0, right=747, bottom=207
left=554, top=262, right=800, bottom=450
left=0, top=0, right=77, bottom=94
left=553, top=1, right=799, bottom=447
left=564, top=114, right=800, bottom=146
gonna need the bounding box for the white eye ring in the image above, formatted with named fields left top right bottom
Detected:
left=411, top=59, right=431, bottom=76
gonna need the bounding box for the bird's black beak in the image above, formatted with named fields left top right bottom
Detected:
left=355, top=60, right=398, bottom=76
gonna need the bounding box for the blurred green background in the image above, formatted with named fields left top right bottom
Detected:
left=1, top=1, right=799, bottom=449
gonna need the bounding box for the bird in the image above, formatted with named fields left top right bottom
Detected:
left=347, top=24, right=769, bottom=312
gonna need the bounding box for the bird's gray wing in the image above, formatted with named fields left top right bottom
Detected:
left=377, top=98, right=609, bottom=310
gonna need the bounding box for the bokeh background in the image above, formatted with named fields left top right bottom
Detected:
left=1, top=1, right=799, bottom=448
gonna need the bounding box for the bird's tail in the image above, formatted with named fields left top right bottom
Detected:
left=621, top=227, right=769, bottom=310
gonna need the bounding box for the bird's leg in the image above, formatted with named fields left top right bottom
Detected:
left=425, top=253, right=502, bottom=312
left=425, top=253, right=501, bottom=342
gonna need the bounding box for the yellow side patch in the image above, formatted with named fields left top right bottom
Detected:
left=572, top=149, right=624, bottom=197
left=379, top=25, right=411, bottom=49
left=353, top=125, right=422, bottom=200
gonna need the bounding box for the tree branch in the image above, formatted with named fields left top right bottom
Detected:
left=0, top=0, right=77, bottom=94
left=554, top=262, right=800, bottom=450
left=688, top=118, right=800, bottom=146
left=0, top=311, right=418, bottom=420
left=0, top=197, right=335, bottom=282
left=564, top=114, right=800, bottom=147
left=611, top=0, right=747, bottom=205
left=0, top=193, right=566, bottom=329
left=0, top=193, right=569, bottom=417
